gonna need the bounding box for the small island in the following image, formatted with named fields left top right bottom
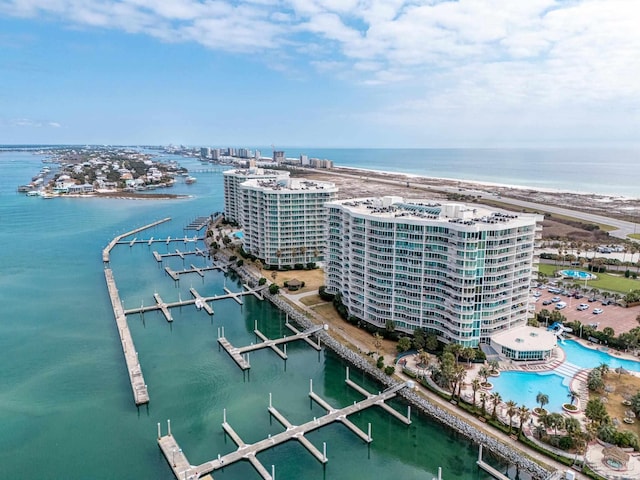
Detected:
left=18, top=146, right=189, bottom=199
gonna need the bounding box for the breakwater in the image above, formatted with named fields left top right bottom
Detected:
left=229, top=264, right=553, bottom=480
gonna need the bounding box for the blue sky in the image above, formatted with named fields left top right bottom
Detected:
left=1, top=0, right=639, bottom=147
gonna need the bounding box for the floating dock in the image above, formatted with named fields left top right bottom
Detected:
left=117, top=235, right=202, bottom=246
left=184, top=216, right=210, bottom=231
left=123, top=285, right=265, bottom=318
left=217, top=323, right=325, bottom=370
left=158, top=375, right=413, bottom=480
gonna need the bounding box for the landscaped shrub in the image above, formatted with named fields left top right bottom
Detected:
left=384, top=365, right=395, bottom=375
left=268, top=284, right=280, bottom=294
left=318, top=286, right=334, bottom=301
left=258, top=277, right=266, bottom=286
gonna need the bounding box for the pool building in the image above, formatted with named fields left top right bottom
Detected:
left=325, top=196, right=546, bottom=349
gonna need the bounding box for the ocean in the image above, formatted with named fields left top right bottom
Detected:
left=0, top=149, right=525, bottom=480
left=278, top=147, right=640, bottom=198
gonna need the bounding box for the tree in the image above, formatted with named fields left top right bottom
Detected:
left=471, top=378, right=481, bottom=406
left=478, top=366, right=491, bottom=384
left=480, top=391, right=488, bottom=416
left=397, top=337, right=411, bottom=353
left=585, top=398, right=609, bottom=426
left=602, top=326, right=615, bottom=338
left=544, top=413, right=565, bottom=435
left=518, top=405, right=531, bottom=435
left=536, top=392, right=549, bottom=412
left=425, top=333, right=438, bottom=352
left=567, top=390, right=579, bottom=406
left=505, top=400, right=518, bottom=433
left=488, top=359, right=500, bottom=374
left=452, top=364, right=467, bottom=399
left=373, top=333, right=383, bottom=356
left=587, top=368, right=604, bottom=392
left=412, top=328, right=426, bottom=350
left=599, top=362, right=610, bottom=376
left=490, top=392, right=502, bottom=420
left=461, top=347, right=476, bottom=366
left=268, top=284, right=280, bottom=294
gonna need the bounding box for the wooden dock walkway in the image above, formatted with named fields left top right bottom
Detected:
left=158, top=379, right=413, bottom=479
left=104, top=268, right=149, bottom=405
left=184, top=216, right=210, bottom=231
left=102, top=217, right=171, bottom=263
left=217, top=324, right=325, bottom=370
left=189, top=287, right=214, bottom=315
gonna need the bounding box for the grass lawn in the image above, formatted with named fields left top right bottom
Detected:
left=539, top=264, right=640, bottom=294
left=629, top=233, right=640, bottom=241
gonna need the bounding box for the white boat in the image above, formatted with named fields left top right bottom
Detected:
left=185, top=176, right=197, bottom=184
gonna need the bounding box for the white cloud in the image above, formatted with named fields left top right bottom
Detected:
left=6, top=118, right=62, bottom=128
left=2, top=0, right=639, bottom=140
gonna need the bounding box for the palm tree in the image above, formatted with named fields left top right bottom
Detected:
left=545, top=412, right=565, bottom=435
left=599, top=362, right=610, bottom=376
left=505, top=400, right=518, bottom=433
left=567, top=390, right=579, bottom=406
left=471, top=378, right=481, bottom=406
left=480, top=391, right=488, bottom=416
left=478, top=366, right=491, bottom=384
left=517, top=405, right=531, bottom=435
left=536, top=392, right=549, bottom=412
left=490, top=392, right=502, bottom=420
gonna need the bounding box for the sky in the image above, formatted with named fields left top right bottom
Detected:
left=0, top=0, right=639, bottom=148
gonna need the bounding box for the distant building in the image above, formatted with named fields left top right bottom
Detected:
left=200, top=147, right=210, bottom=159
left=223, top=168, right=290, bottom=224
left=273, top=150, right=285, bottom=163
left=300, top=154, right=309, bottom=166
left=238, top=177, right=338, bottom=268
left=324, top=196, right=543, bottom=347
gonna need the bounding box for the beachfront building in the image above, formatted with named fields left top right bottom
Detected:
left=223, top=167, right=290, bottom=224
left=238, top=177, right=338, bottom=268
left=325, top=196, right=544, bottom=348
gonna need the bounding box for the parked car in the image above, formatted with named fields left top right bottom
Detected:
left=601, top=299, right=613, bottom=306
left=573, top=293, right=584, bottom=299
left=593, top=308, right=604, bottom=315
left=577, top=304, right=589, bottom=311
left=542, top=299, right=553, bottom=305
left=556, top=302, right=567, bottom=310
left=533, top=292, right=542, bottom=297
left=551, top=296, right=561, bottom=303
left=588, top=296, right=597, bottom=302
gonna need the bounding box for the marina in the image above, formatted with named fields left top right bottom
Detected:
left=157, top=376, right=413, bottom=480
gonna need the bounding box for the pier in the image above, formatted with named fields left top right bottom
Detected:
left=217, top=323, right=325, bottom=370
left=102, top=217, right=171, bottom=263
left=117, top=235, right=202, bottom=246
left=157, top=376, right=413, bottom=480
left=163, top=264, right=226, bottom=281
left=184, top=216, right=210, bottom=231
left=104, top=268, right=149, bottom=405
left=477, top=445, right=510, bottom=480
left=123, top=284, right=266, bottom=318
left=153, top=247, right=209, bottom=262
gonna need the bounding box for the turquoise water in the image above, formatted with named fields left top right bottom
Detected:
left=558, top=270, right=596, bottom=280
left=489, top=372, right=569, bottom=413
left=1, top=151, right=513, bottom=479
left=490, top=339, right=640, bottom=413
left=563, top=339, right=640, bottom=372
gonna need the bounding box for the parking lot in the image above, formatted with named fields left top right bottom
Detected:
left=533, top=287, right=640, bottom=335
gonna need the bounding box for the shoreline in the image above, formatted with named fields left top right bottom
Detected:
left=294, top=165, right=640, bottom=227
left=223, top=256, right=556, bottom=479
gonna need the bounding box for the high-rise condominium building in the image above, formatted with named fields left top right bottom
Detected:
left=325, top=196, right=542, bottom=347
left=223, top=168, right=290, bottom=224
left=239, top=178, right=338, bottom=268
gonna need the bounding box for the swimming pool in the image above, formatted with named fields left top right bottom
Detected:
left=489, top=340, right=640, bottom=413
left=558, top=269, right=596, bottom=280
left=562, top=339, right=640, bottom=372
left=490, top=371, right=568, bottom=413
